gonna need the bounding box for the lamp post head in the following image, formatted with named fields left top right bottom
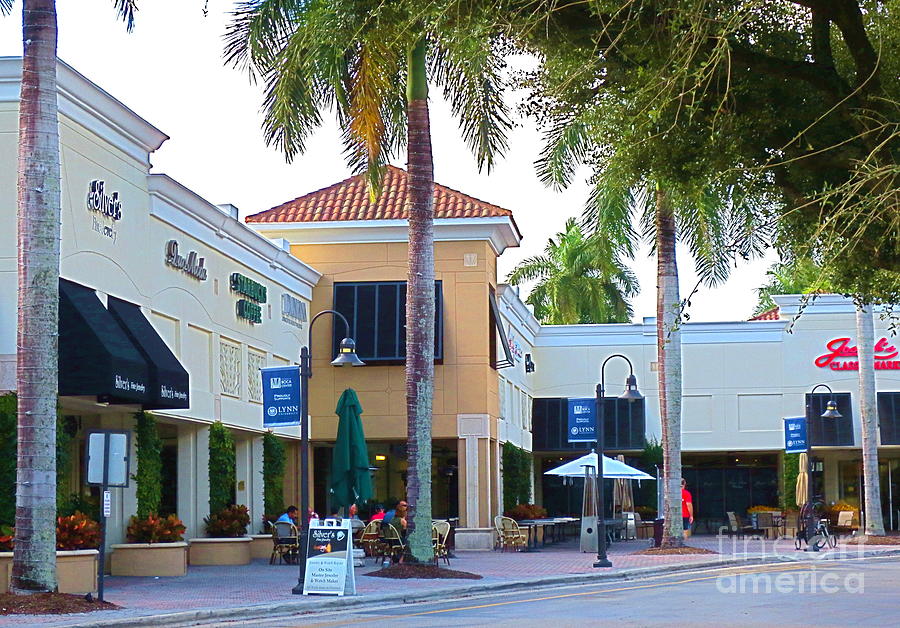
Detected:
left=331, top=338, right=366, bottom=367
left=821, top=399, right=842, bottom=419
left=619, top=373, right=643, bottom=402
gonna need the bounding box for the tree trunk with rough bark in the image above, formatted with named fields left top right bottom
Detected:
left=404, top=37, right=435, bottom=563
left=856, top=303, right=885, bottom=536
left=655, top=188, right=684, bottom=548
left=12, top=0, right=60, bottom=593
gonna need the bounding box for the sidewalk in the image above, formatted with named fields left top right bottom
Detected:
left=4, top=535, right=898, bottom=627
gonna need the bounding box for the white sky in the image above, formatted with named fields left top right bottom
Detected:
left=0, top=1, right=776, bottom=322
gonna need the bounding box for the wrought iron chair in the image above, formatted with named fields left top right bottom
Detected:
left=270, top=521, right=299, bottom=565
left=432, top=520, right=451, bottom=565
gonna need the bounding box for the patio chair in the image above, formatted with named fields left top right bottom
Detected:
left=725, top=512, right=755, bottom=538
left=432, top=520, right=451, bottom=566
left=781, top=511, right=799, bottom=538
left=755, top=512, right=776, bottom=539
left=634, top=513, right=655, bottom=540
left=832, top=511, right=858, bottom=538
left=382, top=521, right=406, bottom=562
left=493, top=515, right=505, bottom=550
left=270, top=521, right=299, bottom=565
left=359, top=519, right=384, bottom=562
left=498, top=516, right=528, bottom=552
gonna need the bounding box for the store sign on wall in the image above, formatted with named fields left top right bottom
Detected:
left=86, top=180, right=122, bottom=243
left=165, top=240, right=208, bottom=280
left=506, top=331, right=524, bottom=364
left=814, top=337, right=900, bottom=371
left=231, top=272, right=267, bottom=324
left=282, top=293, right=308, bottom=329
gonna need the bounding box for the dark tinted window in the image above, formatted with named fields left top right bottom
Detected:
left=806, top=392, right=854, bottom=446
left=332, top=281, right=443, bottom=363
left=532, top=397, right=645, bottom=452
left=878, top=392, right=900, bottom=445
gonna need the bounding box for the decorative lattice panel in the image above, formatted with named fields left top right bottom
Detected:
left=220, top=341, right=242, bottom=397
left=247, top=351, right=266, bottom=402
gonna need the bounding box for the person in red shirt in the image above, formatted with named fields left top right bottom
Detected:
left=681, top=478, right=694, bottom=538
left=369, top=505, right=386, bottom=522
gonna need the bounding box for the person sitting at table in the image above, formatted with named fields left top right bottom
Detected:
left=382, top=501, right=408, bottom=535
left=276, top=506, right=298, bottom=524
left=369, top=505, right=386, bottom=522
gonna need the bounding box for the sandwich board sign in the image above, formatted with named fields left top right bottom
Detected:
left=302, top=518, right=356, bottom=596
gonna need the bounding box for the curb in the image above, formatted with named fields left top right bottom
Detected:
left=67, top=549, right=900, bottom=628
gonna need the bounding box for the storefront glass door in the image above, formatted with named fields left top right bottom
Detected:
left=880, top=460, right=900, bottom=531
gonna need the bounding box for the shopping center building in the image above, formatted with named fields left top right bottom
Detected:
left=2, top=58, right=900, bottom=552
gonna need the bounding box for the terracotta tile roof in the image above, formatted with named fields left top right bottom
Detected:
left=245, top=166, right=517, bottom=228
left=749, top=306, right=780, bottom=321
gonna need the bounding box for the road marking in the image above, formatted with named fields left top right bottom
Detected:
left=288, top=563, right=816, bottom=627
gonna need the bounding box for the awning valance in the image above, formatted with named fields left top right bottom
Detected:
left=58, top=279, right=190, bottom=410
left=107, top=296, right=190, bottom=410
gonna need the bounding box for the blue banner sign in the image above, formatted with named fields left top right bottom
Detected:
left=784, top=416, right=808, bottom=454
left=567, top=397, right=597, bottom=443
left=261, top=366, right=301, bottom=427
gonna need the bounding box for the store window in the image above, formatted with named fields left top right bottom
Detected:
left=806, top=392, right=854, bottom=446
left=332, top=281, right=443, bottom=363
left=878, top=392, right=900, bottom=445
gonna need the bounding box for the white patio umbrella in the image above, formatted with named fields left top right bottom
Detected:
left=544, top=452, right=654, bottom=480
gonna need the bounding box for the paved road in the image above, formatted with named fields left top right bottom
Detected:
left=206, top=557, right=899, bottom=627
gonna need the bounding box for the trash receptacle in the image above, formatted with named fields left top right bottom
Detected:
left=653, top=518, right=665, bottom=548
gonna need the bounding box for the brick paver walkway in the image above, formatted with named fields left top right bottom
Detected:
left=2, top=535, right=896, bottom=627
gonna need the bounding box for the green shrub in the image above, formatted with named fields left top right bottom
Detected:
left=208, top=421, right=236, bottom=515
left=781, top=453, right=801, bottom=510
left=127, top=513, right=186, bottom=543
left=134, top=412, right=163, bottom=519
left=502, top=442, right=532, bottom=512
left=263, top=431, right=286, bottom=521
left=205, top=504, right=250, bottom=538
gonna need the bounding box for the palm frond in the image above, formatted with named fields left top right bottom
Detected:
left=225, top=0, right=301, bottom=76
left=111, top=0, right=138, bottom=32
left=430, top=25, right=511, bottom=173
left=536, top=116, right=591, bottom=191
left=0, top=0, right=12, bottom=16
left=506, top=255, right=555, bottom=284
left=582, top=174, right=639, bottom=258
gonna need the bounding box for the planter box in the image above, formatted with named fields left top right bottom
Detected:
left=0, top=550, right=98, bottom=595
left=454, top=527, right=495, bottom=550
left=249, top=535, right=273, bottom=560
left=188, top=537, right=252, bottom=565
left=110, top=542, right=188, bottom=577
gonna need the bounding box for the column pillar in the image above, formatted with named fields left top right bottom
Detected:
left=457, top=414, right=490, bottom=528
left=177, top=422, right=210, bottom=539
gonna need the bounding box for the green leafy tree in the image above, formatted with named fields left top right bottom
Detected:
left=507, top=218, right=637, bottom=324
left=208, top=422, right=236, bottom=516
left=227, top=0, right=510, bottom=562
left=754, top=258, right=831, bottom=316
left=0, top=0, right=137, bottom=593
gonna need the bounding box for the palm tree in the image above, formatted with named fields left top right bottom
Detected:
left=754, top=259, right=886, bottom=536
left=0, top=0, right=136, bottom=593
left=507, top=218, right=637, bottom=324
left=227, top=0, right=510, bottom=562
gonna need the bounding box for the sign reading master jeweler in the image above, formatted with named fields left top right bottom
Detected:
left=567, top=397, right=597, bottom=443
left=261, top=366, right=301, bottom=427
left=302, top=519, right=355, bottom=596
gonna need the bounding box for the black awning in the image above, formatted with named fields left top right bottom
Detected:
left=58, top=279, right=151, bottom=405
left=107, top=296, right=190, bottom=410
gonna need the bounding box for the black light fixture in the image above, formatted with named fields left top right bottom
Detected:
left=524, top=353, right=536, bottom=373
left=292, top=310, right=364, bottom=595
left=802, top=383, right=841, bottom=552
left=594, top=354, right=641, bottom=568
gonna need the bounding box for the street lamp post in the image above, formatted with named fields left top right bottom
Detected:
left=804, top=383, right=842, bottom=552
left=594, top=354, right=643, bottom=568
left=292, top=310, right=364, bottom=595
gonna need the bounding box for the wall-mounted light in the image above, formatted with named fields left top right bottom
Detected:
left=375, top=454, right=387, bottom=462
left=524, top=353, right=536, bottom=373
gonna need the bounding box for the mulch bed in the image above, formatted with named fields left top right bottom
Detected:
left=845, top=535, right=900, bottom=545
left=0, top=592, right=119, bottom=615
left=632, top=546, right=717, bottom=555
left=364, top=564, right=482, bottom=580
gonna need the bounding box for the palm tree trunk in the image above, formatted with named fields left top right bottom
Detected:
left=404, top=37, right=434, bottom=563
left=12, top=0, right=61, bottom=593
left=655, top=187, right=683, bottom=548
left=856, top=303, right=885, bottom=536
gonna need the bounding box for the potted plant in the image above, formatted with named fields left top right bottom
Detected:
left=111, top=412, right=190, bottom=576
left=55, top=512, right=101, bottom=595
left=111, top=514, right=188, bottom=576
left=189, top=504, right=253, bottom=565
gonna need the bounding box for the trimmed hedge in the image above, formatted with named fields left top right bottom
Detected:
left=263, top=431, right=286, bottom=519
left=208, top=421, right=236, bottom=515
left=134, top=411, right=163, bottom=518
left=502, top=442, right=532, bottom=512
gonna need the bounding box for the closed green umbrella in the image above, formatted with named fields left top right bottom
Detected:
left=330, top=388, right=373, bottom=509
